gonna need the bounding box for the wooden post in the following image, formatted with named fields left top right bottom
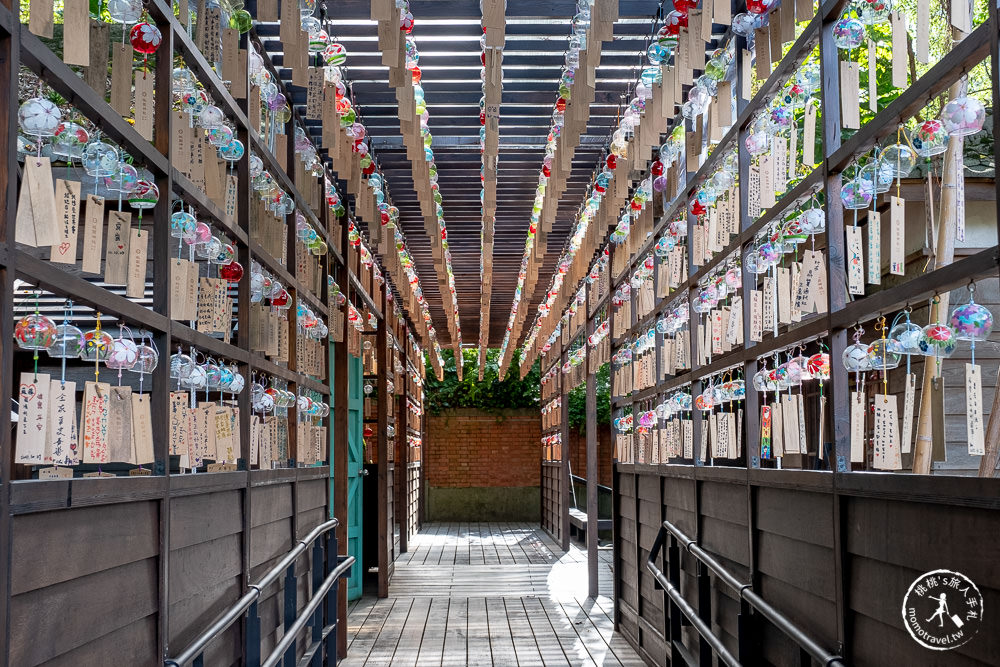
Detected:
left=585, top=282, right=599, bottom=598
left=913, top=61, right=969, bottom=474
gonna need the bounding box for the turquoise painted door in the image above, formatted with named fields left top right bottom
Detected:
left=347, top=354, right=364, bottom=600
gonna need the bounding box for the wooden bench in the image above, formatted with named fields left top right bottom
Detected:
left=568, top=508, right=612, bottom=543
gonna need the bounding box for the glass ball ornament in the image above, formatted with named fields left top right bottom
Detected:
left=182, top=364, right=208, bottom=390
left=105, top=336, right=139, bottom=370
left=47, top=324, right=85, bottom=358
left=170, top=212, right=198, bottom=240
left=51, top=122, right=90, bottom=159
left=919, top=323, right=957, bottom=357
left=858, top=0, right=891, bottom=24
left=203, top=361, right=222, bottom=389
left=324, top=43, right=347, bottom=66
left=731, top=12, right=761, bottom=36
left=220, top=261, right=244, bottom=283
left=229, top=9, right=254, bottom=32
left=14, top=313, right=57, bottom=350
left=307, top=27, right=330, bottom=53
left=129, top=180, right=159, bottom=209
left=694, top=392, right=714, bottom=411
left=940, top=96, right=986, bottom=137
left=799, top=208, right=825, bottom=234
left=887, top=321, right=923, bottom=354
left=196, top=236, right=224, bottom=260
left=106, top=0, right=142, bottom=23
left=18, top=97, right=62, bottom=137
left=81, top=329, right=114, bottom=362
left=227, top=370, right=245, bottom=394
left=807, top=353, right=831, bottom=380
left=129, top=22, right=162, bottom=54
left=752, top=370, right=777, bottom=393
left=131, top=343, right=159, bottom=374
left=879, top=142, right=916, bottom=178
left=912, top=119, right=948, bottom=156
left=214, top=243, right=236, bottom=265
left=169, top=352, right=195, bottom=379
left=832, top=17, right=865, bottom=49
left=219, top=138, right=245, bottom=162
left=842, top=342, right=872, bottom=372
left=949, top=300, right=993, bottom=341
left=866, top=338, right=900, bottom=370
left=172, top=67, right=197, bottom=93
left=208, top=125, right=233, bottom=148
left=104, top=163, right=138, bottom=193
left=840, top=178, right=873, bottom=209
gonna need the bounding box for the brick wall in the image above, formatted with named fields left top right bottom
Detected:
left=425, top=409, right=541, bottom=488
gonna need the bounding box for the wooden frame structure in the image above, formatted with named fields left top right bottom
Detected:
left=522, top=0, right=1000, bottom=662
left=0, top=0, right=426, bottom=661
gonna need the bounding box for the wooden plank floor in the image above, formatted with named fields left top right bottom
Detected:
left=343, top=522, right=645, bottom=666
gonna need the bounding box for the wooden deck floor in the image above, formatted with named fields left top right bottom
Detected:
left=343, top=522, right=645, bottom=666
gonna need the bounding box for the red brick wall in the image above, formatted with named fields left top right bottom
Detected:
left=425, top=409, right=541, bottom=488
left=425, top=409, right=613, bottom=490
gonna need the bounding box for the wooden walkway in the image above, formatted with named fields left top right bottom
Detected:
left=343, top=522, right=645, bottom=666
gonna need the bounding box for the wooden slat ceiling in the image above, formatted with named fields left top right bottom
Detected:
left=258, top=0, right=663, bottom=347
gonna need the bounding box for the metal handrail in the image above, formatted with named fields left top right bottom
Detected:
left=165, top=517, right=345, bottom=667
left=569, top=473, right=613, bottom=494
left=261, top=556, right=354, bottom=667
left=647, top=519, right=846, bottom=667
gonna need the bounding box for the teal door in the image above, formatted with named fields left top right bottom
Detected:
left=347, top=354, right=364, bottom=600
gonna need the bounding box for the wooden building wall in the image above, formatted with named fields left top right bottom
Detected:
left=615, top=465, right=1000, bottom=666
left=4, top=468, right=330, bottom=665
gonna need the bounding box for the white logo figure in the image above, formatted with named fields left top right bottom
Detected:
left=902, top=569, right=982, bottom=650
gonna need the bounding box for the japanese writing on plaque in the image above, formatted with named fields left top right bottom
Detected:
left=16, top=372, right=49, bottom=464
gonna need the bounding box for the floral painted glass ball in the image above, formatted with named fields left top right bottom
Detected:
left=866, top=338, right=900, bottom=369
left=182, top=364, right=208, bottom=390
left=105, top=337, right=139, bottom=370
left=14, top=313, right=57, bottom=350
left=887, top=321, right=923, bottom=354
left=52, top=122, right=90, bottom=158
left=841, top=178, right=873, bottom=209
left=48, top=324, right=85, bottom=358
left=214, top=243, right=236, bottom=265
left=81, top=329, right=114, bottom=362
left=129, top=180, right=159, bottom=209
left=918, top=323, right=957, bottom=357
left=196, top=236, right=223, bottom=259
left=107, top=0, right=142, bottom=23
left=186, top=222, right=212, bottom=245
left=198, top=105, right=225, bottom=130
left=18, top=97, right=62, bottom=137
left=170, top=211, right=197, bottom=239
left=104, top=163, right=138, bottom=193
left=169, top=352, right=195, bottom=379
left=129, top=22, right=162, bottom=54
left=731, top=12, right=760, bottom=35
left=208, top=125, right=233, bottom=147
left=842, top=342, right=872, bottom=371
left=858, top=0, right=892, bottom=24
left=832, top=17, right=865, bottom=50
left=941, top=96, right=986, bottom=137
left=807, top=353, right=831, bottom=380
left=912, top=119, right=948, bottom=157
left=131, top=343, right=159, bottom=374
left=949, top=301, right=993, bottom=341
left=694, top=392, right=714, bottom=411
left=799, top=208, right=825, bottom=234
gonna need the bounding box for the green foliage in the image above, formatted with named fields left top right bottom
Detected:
left=567, top=362, right=611, bottom=433
left=424, top=348, right=540, bottom=415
